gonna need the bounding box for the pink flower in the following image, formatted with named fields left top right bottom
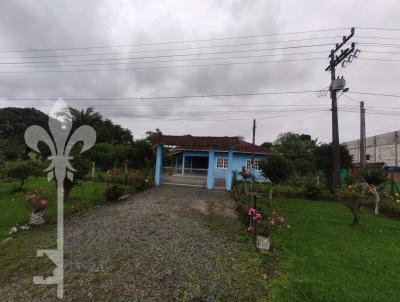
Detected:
left=270, top=219, right=275, bottom=225
left=248, top=208, right=256, bottom=216
left=247, top=225, right=254, bottom=232
left=40, top=199, right=48, bottom=206
left=272, top=210, right=277, bottom=216
left=278, top=216, right=286, bottom=223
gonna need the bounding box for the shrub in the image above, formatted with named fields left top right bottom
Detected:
left=337, top=185, right=364, bottom=226
left=1, top=160, right=43, bottom=191
left=259, top=154, right=292, bottom=207
left=104, top=185, right=124, bottom=202
left=362, top=166, right=388, bottom=215
left=304, top=183, right=322, bottom=200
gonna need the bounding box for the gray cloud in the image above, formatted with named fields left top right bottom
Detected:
left=0, top=0, right=399, bottom=145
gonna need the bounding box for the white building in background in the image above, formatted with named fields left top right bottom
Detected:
left=343, top=130, right=399, bottom=167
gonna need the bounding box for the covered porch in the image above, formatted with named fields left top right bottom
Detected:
left=156, top=146, right=233, bottom=190
left=149, top=135, right=237, bottom=190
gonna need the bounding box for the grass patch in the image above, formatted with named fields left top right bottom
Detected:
left=0, top=177, right=127, bottom=241
left=203, top=215, right=270, bottom=301
left=256, top=197, right=400, bottom=302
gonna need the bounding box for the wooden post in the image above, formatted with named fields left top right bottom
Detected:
left=91, top=162, right=95, bottom=181
left=395, top=131, right=398, bottom=167
left=124, top=162, right=128, bottom=185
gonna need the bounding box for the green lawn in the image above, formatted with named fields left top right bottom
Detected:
left=0, top=177, right=112, bottom=241
left=1, top=181, right=400, bottom=301
left=258, top=197, right=400, bottom=302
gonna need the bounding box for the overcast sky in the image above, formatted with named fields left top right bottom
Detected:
left=0, top=0, right=399, bottom=144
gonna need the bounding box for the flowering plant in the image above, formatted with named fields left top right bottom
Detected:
left=246, top=207, right=262, bottom=232
left=388, top=193, right=400, bottom=204
left=25, top=188, right=52, bottom=213
left=264, top=209, right=290, bottom=235
left=239, top=166, right=253, bottom=181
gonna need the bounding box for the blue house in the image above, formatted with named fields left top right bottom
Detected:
left=149, top=135, right=275, bottom=190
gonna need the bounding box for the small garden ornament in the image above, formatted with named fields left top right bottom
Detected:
left=25, top=188, right=52, bottom=225
left=256, top=209, right=290, bottom=253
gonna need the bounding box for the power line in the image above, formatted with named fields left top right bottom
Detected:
left=356, top=27, right=400, bottom=31
left=349, top=91, right=400, bottom=98
left=0, top=51, right=329, bottom=69
left=359, top=57, right=400, bottom=62
left=359, top=42, right=400, bottom=48
left=0, top=43, right=333, bottom=65
left=0, top=37, right=340, bottom=61
left=342, top=94, right=362, bottom=104
left=356, top=35, right=400, bottom=41
left=5, top=90, right=400, bottom=102
left=106, top=109, right=329, bottom=121
left=363, top=50, right=400, bottom=55
left=0, top=28, right=349, bottom=53
left=339, top=109, right=400, bottom=117
left=0, top=57, right=326, bottom=74
left=0, top=90, right=322, bottom=101
left=1, top=102, right=337, bottom=107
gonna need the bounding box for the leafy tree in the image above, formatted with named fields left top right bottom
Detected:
left=314, top=143, right=353, bottom=188
left=259, top=154, right=292, bottom=207
left=145, top=128, right=162, bottom=138
left=261, top=142, right=273, bottom=148
left=273, top=132, right=317, bottom=175
left=363, top=166, right=388, bottom=215
left=130, top=139, right=155, bottom=169
left=88, top=143, right=115, bottom=170
left=0, top=138, right=26, bottom=160
left=68, top=106, right=102, bottom=126
left=0, top=107, right=48, bottom=160
left=1, top=160, right=43, bottom=190
left=68, top=107, right=133, bottom=144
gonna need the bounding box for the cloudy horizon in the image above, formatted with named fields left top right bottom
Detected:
left=0, top=0, right=399, bottom=145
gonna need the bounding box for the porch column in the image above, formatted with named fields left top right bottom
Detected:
left=207, top=148, right=215, bottom=189
left=155, top=144, right=163, bottom=186
left=174, top=156, right=178, bottom=174
left=226, top=148, right=234, bottom=191
left=190, top=157, right=193, bottom=173
left=182, top=153, right=186, bottom=175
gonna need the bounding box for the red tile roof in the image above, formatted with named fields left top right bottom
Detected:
left=149, top=135, right=275, bottom=154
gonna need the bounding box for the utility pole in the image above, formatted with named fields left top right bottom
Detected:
left=251, top=118, right=256, bottom=208
left=360, top=101, right=367, bottom=172
left=251, top=118, right=256, bottom=168
left=325, top=27, right=355, bottom=189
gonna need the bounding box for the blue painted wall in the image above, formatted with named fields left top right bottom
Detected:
left=180, top=150, right=268, bottom=181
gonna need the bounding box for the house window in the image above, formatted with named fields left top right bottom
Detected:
left=366, top=154, right=371, bottom=160
left=246, top=159, right=259, bottom=170
left=216, top=157, right=228, bottom=169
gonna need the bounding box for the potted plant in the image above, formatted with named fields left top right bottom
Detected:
left=255, top=209, right=290, bottom=253
left=25, top=188, right=52, bottom=225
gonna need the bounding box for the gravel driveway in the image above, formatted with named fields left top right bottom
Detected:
left=1, top=186, right=269, bottom=301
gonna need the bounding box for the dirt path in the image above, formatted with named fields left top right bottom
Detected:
left=0, top=186, right=269, bottom=301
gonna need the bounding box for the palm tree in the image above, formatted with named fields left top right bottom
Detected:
left=68, top=106, right=102, bottom=127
